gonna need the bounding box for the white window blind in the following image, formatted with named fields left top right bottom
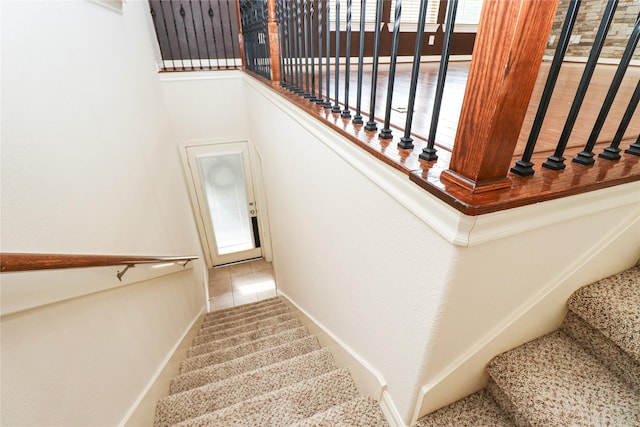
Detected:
left=389, top=0, right=439, bottom=25
left=328, top=0, right=378, bottom=23
left=451, top=0, right=483, bottom=25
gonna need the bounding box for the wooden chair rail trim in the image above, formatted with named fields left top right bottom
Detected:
left=0, top=253, right=199, bottom=273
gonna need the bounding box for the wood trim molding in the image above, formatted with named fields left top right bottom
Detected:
left=444, top=0, right=558, bottom=190
left=0, top=253, right=198, bottom=273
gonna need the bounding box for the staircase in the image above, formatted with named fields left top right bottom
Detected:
left=415, top=266, right=640, bottom=426
left=154, top=296, right=389, bottom=426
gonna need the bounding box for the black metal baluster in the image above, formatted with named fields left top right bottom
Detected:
left=399, top=0, right=434, bottom=150
left=332, top=0, right=342, bottom=113
left=217, top=0, right=231, bottom=68
left=280, top=0, right=288, bottom=86
left=303, top=0, right=313, bottom=97
left=317, top=0, right=326, bottom=104
left=287, top=0, right=296, bottom=88
left=188, top=1, right=204, bottom=70
left=542, top=0, right=618, bottom=170
left=152, top=2, right=176, bottom=71
left=226, top=0, right=240, bottom=68
left=600, top=80, right=640, bottom=159
left=284, top=0, right=295, bottom=90
left=208, top=2, right=222, bottom=69
left=625, top=134, right=640, bottom=156
left=309, top=0, right=318, bottom=100
left=276, top=0, right=285, bottom=85
left=379, top=0, right=402, bottom=139
left=511, top=0, right=581, bottom=175
left=196, top=1, right=213, bottom=69
left=353, top=0, right=366, bottom=124
left=170, top=3, right=187, bottom=70
left=262, top=2, right=271, bottom=78
left=365, top=0, right=383, bottom=131
left=292, top=1, right=301, bottom=91
left=324, top=0, right=332, bottom=107
left=179, top=4, right=196, bottom=70
left=418, top=0, right=458, bottom=159
left=341, top=0, right=353, bottom=118
left=297, top=1, right=305, bottom=92
left=573, top=12, right=640, bottom=165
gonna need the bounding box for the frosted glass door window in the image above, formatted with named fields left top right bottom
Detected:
left=199, top=154, right=254, bottom=255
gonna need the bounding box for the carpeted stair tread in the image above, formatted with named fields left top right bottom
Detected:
left=172, top=368, right=359, bottom=427
left=188, top=318, right=303, bottom=357
left=198, top=305, right=291, bottom=335
left=413, top=389, right=514, bottom=427
left=200, top=301, right=289, bottom=329
left=290, top=396, right=389, bottom=427
left=566, top=266, right=640, bottom=363
left=486, top=330, right=640, bottom=426
left=170, top=335, right=322, bottom=394
left=155, top=349, right=338, bottom=427
left=203, top=296, right=282, bottom=321
left=180, top=326, right=310, bottom=373
left=193, top=312, right=297, bottom=345
left=561, top=310, right=640, bottom=390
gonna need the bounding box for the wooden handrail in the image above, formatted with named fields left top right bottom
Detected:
left=0, top=253, right=198, bottom=273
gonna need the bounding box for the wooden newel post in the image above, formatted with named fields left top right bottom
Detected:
left=266, top=0, right=281, bottom=82
left=441, top=0, right=558, bottom=193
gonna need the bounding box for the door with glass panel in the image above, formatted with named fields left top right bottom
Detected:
left=186, top=142, right=262, bottom=266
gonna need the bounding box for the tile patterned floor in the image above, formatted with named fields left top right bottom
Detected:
left=208, top=258, right=277, bottom=311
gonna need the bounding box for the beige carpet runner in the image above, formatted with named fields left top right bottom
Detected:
left=414, top=265, right=640, bottom=426
left=154, top=297, right=389, bottom=427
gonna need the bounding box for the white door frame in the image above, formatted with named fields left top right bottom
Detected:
left=180, top=138, right=271, bottom=267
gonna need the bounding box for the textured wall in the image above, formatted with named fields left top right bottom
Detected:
left=1, top=0, right=205, bottom=425
left=546, top=0, right=640, bottom=60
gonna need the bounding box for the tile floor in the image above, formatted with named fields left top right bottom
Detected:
left=208, top=258, right=277, bottom=311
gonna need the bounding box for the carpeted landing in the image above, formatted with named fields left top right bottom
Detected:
left=414, top=265, right=640, bottom=426
left=154, top=296, right=389, bottom=427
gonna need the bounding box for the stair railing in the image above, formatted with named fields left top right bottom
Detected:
left=148, top=0, right=242, bottom=71
left=0, top=253, right=198, bottom=281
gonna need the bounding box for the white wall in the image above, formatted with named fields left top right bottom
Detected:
left=152, top=65, right=640, bottom=424
left=242, top=77, right=460, bottom=423
left=1, top=0, right=204, bottom=424
left=239, top=75, right=640, bottom=425
left=159, top=71, right=251, bottom=142
left=159, top=72, right=274, bottom=265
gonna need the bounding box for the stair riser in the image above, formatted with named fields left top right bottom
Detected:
left=155, top=350, right=338, bottom=427
left=180, top=327, right=310, bottom=373
left=171, top=369, right=359, bottom=427
left=198, top=306, right=291, bottom=335
left=560, top=311, right=640, bottom=390
left=200, top=302, right=288, bottom=329
left=169, top=336, right=322, bottom=394
left=202, top=296, right=281, bottom=321
left=291, top=397, right=389, bottom=427
left=188, top=319, right=302, bottom=357
left=193, top=313, right=296, bottom=345
left=486, top=379, right=531, bottom=427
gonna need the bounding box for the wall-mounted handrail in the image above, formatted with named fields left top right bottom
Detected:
left=0, top=253, right=198, bottom=274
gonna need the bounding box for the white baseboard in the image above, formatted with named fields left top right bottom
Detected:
left=119, top=304, right=206, bottom=427
left=380, top=390, right=409, bottom=427
left=277, top=290, right=404, bottom=423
